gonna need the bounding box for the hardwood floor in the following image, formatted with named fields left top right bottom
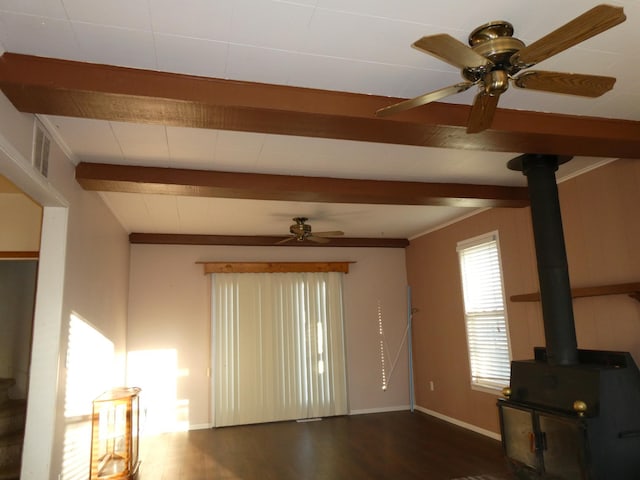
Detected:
left=137, top=411, right=512, bottom=480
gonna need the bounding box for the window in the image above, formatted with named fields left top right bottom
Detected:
left=211, top=271, right=348, bottom=427
left=457, top=232, right=511, bottom=391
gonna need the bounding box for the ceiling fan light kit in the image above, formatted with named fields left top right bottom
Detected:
left=376, top=4, right=626, bottom=133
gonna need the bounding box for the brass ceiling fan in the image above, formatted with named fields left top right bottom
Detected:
left=276, top=217, right=344, bottom=244
left=376, top=4, right=626, bottom=133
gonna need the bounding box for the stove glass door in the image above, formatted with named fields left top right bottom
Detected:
left=539, top=413, right=588, bottom=479
left=500, top=405, right=541, bottom=470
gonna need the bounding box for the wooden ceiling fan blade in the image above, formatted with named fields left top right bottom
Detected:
left=276, top=236, right=296, bottom=245
left=514, top=70, right=616, bottom=97
left=413, top=34, right=494, bottom=70
left=313, top=231, right=344, bottom=238
left=308, top=235, right=331, bottom=244
left=466, top=91, right=500, bottom=134
left=376, top=82, right=474, bottom=117
left=511, top=4, right=626, bottom=68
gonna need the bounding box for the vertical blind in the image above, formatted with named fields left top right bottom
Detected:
left=457, top=233, right=511, bottom=389
left=212, top=271, right=348, bottom=427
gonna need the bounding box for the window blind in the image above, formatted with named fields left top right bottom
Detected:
left=457, top=233, right=511, bottom=389
left=211, top=271, right=348, bottom=427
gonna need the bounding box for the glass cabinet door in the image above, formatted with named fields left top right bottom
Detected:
left=90, top=387, right=141, bottom=480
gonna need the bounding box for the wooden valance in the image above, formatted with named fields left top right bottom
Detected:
left=198, top=261, right=353, bottom=274
left=0, top=251, right=39, bottom=259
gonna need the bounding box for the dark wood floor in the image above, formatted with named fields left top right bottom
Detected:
left=137, top=410, right=513, bottom=480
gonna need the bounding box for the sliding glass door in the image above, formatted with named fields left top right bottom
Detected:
left=211, top=272, right=348, bottom=427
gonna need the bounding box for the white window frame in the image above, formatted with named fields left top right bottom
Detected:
left=457, top=231, right=511, bottom=394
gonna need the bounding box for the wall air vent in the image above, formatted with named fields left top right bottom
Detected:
left=32, top=121, right=51, bottom=178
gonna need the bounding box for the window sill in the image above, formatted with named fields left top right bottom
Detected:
left=471, top=384, right=505, bottom=396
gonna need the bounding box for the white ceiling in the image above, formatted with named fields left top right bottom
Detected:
left=1, top=0, right=637, bottom=239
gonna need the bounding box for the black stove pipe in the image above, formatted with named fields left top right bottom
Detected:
left=508, top=154, right=578, bottom=366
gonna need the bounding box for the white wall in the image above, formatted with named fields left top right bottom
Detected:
left=0, top=91, right=131, bottom=479
left=46, top=137, right=131, bottom=479
left=127, top=244, right=410, bottom=431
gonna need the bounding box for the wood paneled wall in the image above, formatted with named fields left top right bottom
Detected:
left=406, top=158, right=640, bottom=434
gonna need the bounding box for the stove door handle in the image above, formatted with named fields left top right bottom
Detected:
left=529, top=431, right=547, bottom=452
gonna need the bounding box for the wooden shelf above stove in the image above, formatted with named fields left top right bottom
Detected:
left=510, top=282, right=640, bottom=303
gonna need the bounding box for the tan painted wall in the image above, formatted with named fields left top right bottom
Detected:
left=127, top=244, right=410, bottom=430
left=406, top=159, right=640, bottom=435
left=0, top=192, right=42, bottom=251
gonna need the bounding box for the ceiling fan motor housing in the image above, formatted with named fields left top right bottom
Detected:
left=463, top=20, right=526, bottom=83
left=290, top=217, right=312, bottom=240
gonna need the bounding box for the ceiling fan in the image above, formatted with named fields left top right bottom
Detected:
left=276, top=217, right=344, bottom=244
left=376, top=4, right=626, bottom=133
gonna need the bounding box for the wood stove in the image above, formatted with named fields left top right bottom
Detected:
left=497, top=154, right=640, bottom=479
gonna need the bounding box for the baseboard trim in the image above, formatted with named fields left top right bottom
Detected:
left=414, top=405, right=501, bottom=441
left=198, top=405, right=494, bottom=435
left=349, top=405, right=410, bottom=415
left=189, top=423, right=212, bottom=431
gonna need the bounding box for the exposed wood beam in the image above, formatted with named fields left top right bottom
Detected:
left=130, top=233, right=409, bottom=248
left=0, top=53, right=639, bottom=158
left=76, top=162, right=529, bottom=208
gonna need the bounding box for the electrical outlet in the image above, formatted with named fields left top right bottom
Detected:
left=429, top=381, right=435, bottom=391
